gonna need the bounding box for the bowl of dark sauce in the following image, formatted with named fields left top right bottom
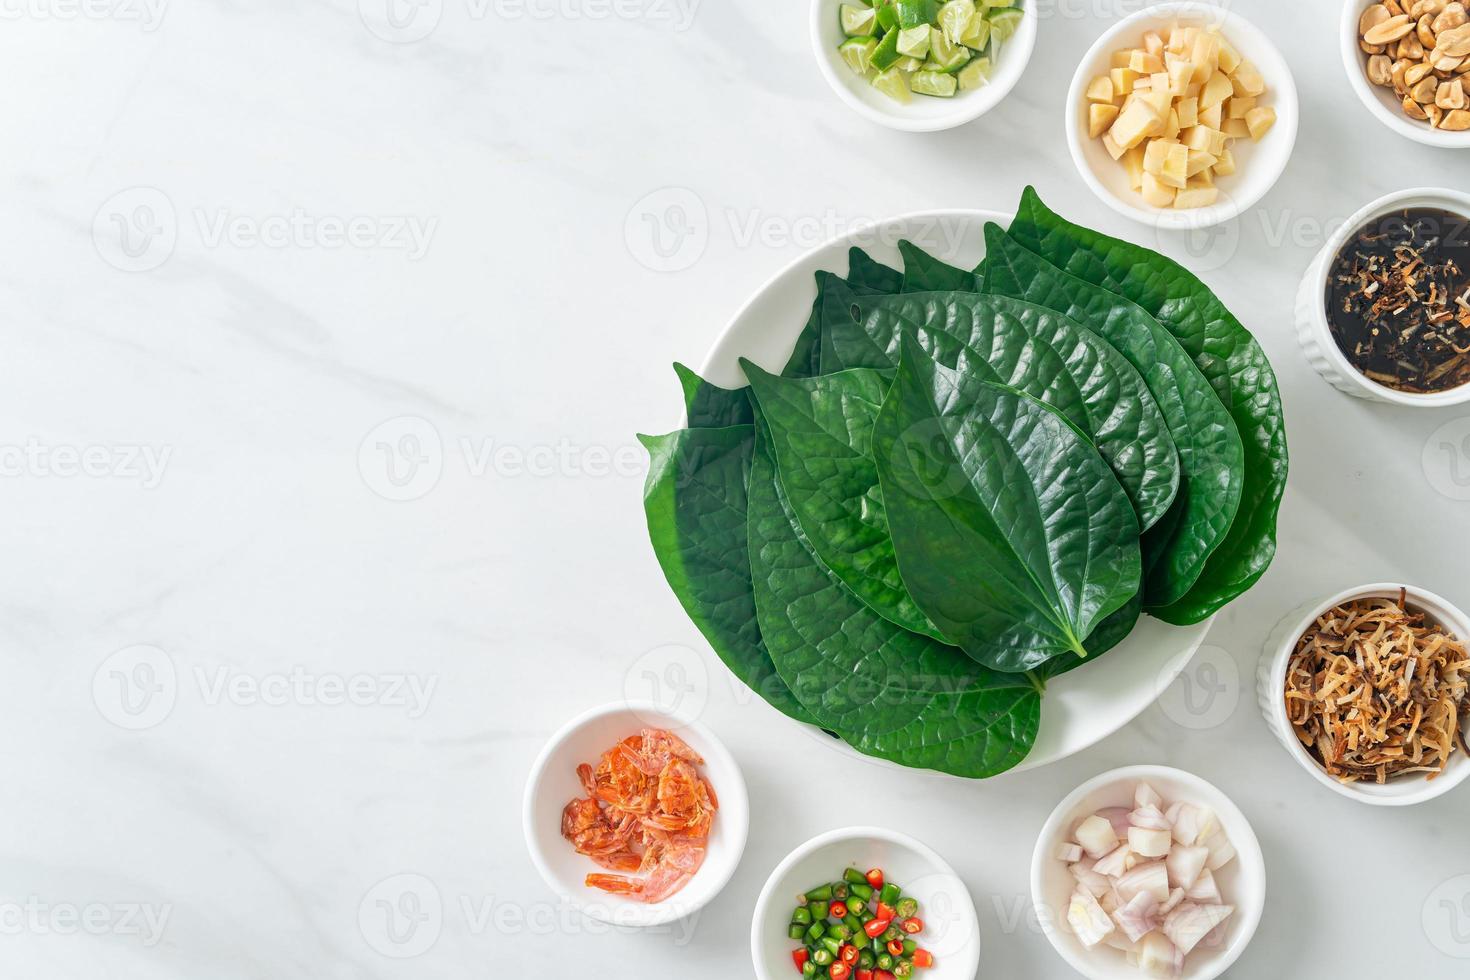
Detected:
left=1297, top=188, right=1470, bottom=406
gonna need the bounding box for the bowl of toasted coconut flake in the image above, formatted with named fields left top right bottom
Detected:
left=1258, top=584, right=1470, bottom=805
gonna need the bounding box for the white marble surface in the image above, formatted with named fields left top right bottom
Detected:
left=4, top=0, right=1469, bottom=977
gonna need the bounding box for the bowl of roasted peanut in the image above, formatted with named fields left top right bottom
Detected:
left=1344, top=0, right=1470, bottom=147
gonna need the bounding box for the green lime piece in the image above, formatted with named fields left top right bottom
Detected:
left=937, top=0, right=975, bottom=43
left=840, top=36, right=880, bottom=74
left=869, top=28, right=902, bottom=70
left=956, top=55, right=991, bottom=89
left=959, top=14, right=989, bottom=50
left=984, top=0, right=1015, bottom=7
left=896, top=24, right=931, bottom=58
left=910, top=69, right=958, bottom=96
left=893, top=55, right=925, bottom=72
left=986, top=6, right=1022, bottom=42
left=875, top=0, right=900, bottom=31
left=928, top=27, right=971, bottom=70
left=871, top=66, right=912, bottom=102
left=896, top=0, right=937, bottom=28
left=841, top=3, right=878, bottom=36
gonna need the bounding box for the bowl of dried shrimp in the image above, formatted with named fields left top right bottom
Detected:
left=1257, top=583, right=1470, bottom=805
left=523, top=701, right=749, bottom=925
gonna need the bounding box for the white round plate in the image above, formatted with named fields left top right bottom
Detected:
left=698, top=209, right=1215, bottom=776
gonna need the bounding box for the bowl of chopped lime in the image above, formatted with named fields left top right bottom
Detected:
left=812, top=0, right=1037, bottom=132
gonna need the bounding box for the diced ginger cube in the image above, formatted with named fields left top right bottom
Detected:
left=1212, top=146, right=1236, bottom=175
left=1191, top=33, right=1220, bottom=81
left=1245, top=105, right=1277, bottom=140
left=1217, top=37, right=1241, bottom=73
left=1089, top=102, right=1120, bottom=138
left=1101, top=131, right=1127, bottom=160
left=1161, top=107, right=1181, bottom=140
left=1109, top=98, right=1164, bottom=149
left=1111, top=49, right=1133, bottom=69
left=1122, top=144, right=1147, bottom=192
left=1142, top=171, right=1176, bottom=208
left=1086, top=75, right=1115, bottom=102
left=1187, top=170, right=1214, bottom=189
left=1199, top=101, right=1223, bottom=130
left=1142, top=138, right=1172, bottom=175
left=1201, top=70, right=1233, bottom=109
left=1143, top=30, right=1164, bottom=57
left=1185, top=148, right=1218, bottom=177
left=1175, top=96, right=1198, bottom=128
left=1166, top=57, right=1193, bottom=95
left=1129, top=50, right=1164, bottom=74
left=1181, top=125, right=1212, bottom=151
left=1222, top=117, right=1251, bottom=139
left=1150, top=71, right=1171, bottom=95
left=1174, top=185, right=1220, bottom=209
left=1133, top=76, right=1153, bottom=91
left=1111, top=67, right=1139, bottom=95
left=1140, top=87, right=1172, bottom=115
left=1159, top=142, right=1189, bottom=188
left=1231, top=60, right=1265, bottom=97
left=1228, top=96, right=1255, bottom=119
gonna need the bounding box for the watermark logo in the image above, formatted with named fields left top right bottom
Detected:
left=1155, top=643, right=1239, bottom=730
left=1155, top=208, right=1241, bottom=274
left=94, top=187, right=177, bottom=273
left=0, top=438, right=171, bottom=488
left=358, top=0, right=442, bottom=42
left=359, top=874, right=443, bottom=958
left=622, top=643, right=709, bottom=725
left=359, top=416, right=444, bottom=502
left=1424, top=874, right=1470, bottom=958
left=0, top=0, right=168, bottom=30
left=904, top=873, right=977, bottom=958
left=1423, top=417, right=1470, bottom=502
left=93, top=645, right=177, bottom=731
left=625, top=188, right=708, bottom=272
left=0, top=898, right=171, bottom=945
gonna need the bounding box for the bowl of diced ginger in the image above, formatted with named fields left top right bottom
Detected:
left=1065, top=1, right=1299, bottom=228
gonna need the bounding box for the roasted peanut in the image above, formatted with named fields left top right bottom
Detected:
left=1404, top=93, right=1431, bottom=117
left=1419, top=13, right=1439, bottom=45
left=1440, top=106, right=1470, bottom=126
left=1433, top=2, right=1469, bottom=31
left=1368, top=53, right=1396, bottom=84
left=1367, top=12, right=1416, bottom=42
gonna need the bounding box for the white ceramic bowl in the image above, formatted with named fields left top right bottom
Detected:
left=1066, top=1, right=1298, bottom=229
left=1031, top=765, right=1266, bottom=980
left=1256, top=583, right=1470, bottom=806
left=810, top=0, right=1038, bottom=132
left=522, top=701, right=749, bottom=926
left=700, top=208, right=1215, bottom=776
left=1340, top=0, right=1470, bottom=149
left=752, top=827, right=980, bottom=980
left=1294, top=186, right=1470, bottom=407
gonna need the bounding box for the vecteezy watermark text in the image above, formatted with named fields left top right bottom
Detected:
left=0, top=439, right=171, bottom=488
left=0, top=898, right=171, bottom=947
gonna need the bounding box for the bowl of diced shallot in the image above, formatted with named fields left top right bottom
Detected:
left=1030, top=766, right=1265, bottom=980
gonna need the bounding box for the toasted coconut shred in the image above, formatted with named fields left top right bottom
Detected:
left=1284, top=590, right=1470, bottom=784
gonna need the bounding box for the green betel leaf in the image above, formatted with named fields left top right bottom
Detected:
left=1009, top=187, right=1287, bottom=624
left=898, top=240, right=983, bottom=293
left=874, top=336, right=1141, bottom=673
left=979, top=226, right=1243, bottom=610
left=1035, top=591, right=1143, bottom=681
left=746, top=418, right=1040, bottom=777
left=674, top=362, right=752, bottom=428
left=836, top=289, right=1182, bottom=533
left=783, top=253, right=903, bottom=379
left=639, top=425, right=815, bottom=724
left=743, top=361, right=943, bottom=640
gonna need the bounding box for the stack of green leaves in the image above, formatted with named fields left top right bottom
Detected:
left=639, top=188, right=1287, bottom=777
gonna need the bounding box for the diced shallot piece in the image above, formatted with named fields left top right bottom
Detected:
left=1202, top=830, right=1236, bottom=871
left=1070, top=859, right=1111, bottom=898
left=1161, top=887, right=1185, bottom=913
left=1129, top=804, right=1172, bottom=831
left=1112, top=890, right=1158, bottom=943
left=1098, top=806, right=1134, bottom=838
left=1116, top=860, right=1170, bottom=904
left=1094, top=843, right=1132, bottom=877
left=1165, top=845, right=1208, bottom=890
left=1162, top=902, right=1234, bottom=956
left=1104, top=928, right=1141, bottom=954
left=1067, top=888, right=1115, bottom=948
left=1163, top=801, right=1184, bottom=825
left=1128, top=826, right=1173, bottom=858
left=1135, top=781, right=1163, bottom=810
left=1076, top=814, right=1119, bottom=859
left=1185, top=868, right=1221, bottom=904
left=1055, top=841, right=1084, bottom=863
left=1170, top=804, right=1216, bottom=846
left=1139, top=931, right=1184, bottom=979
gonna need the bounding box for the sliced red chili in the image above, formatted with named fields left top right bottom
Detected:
left=876, top=902, right=897, bottom=921
left=886, top=939, right=904, bottom=956
left=792, top=948, right=809, bottom=973
left=855, top=970, right=874, bottom=980
left=830, top=901, right=849, bottom=920
left=912, top=949, right=934, bottom=969
left=865, top=868, right=884, bottom=890
left=900, top=917, right=923, bottom=935
left=863, top=918, right=891, bottom=939
left=829, top=963, right=851, bottom=980
left=874, top=970, right=895, bottom=980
